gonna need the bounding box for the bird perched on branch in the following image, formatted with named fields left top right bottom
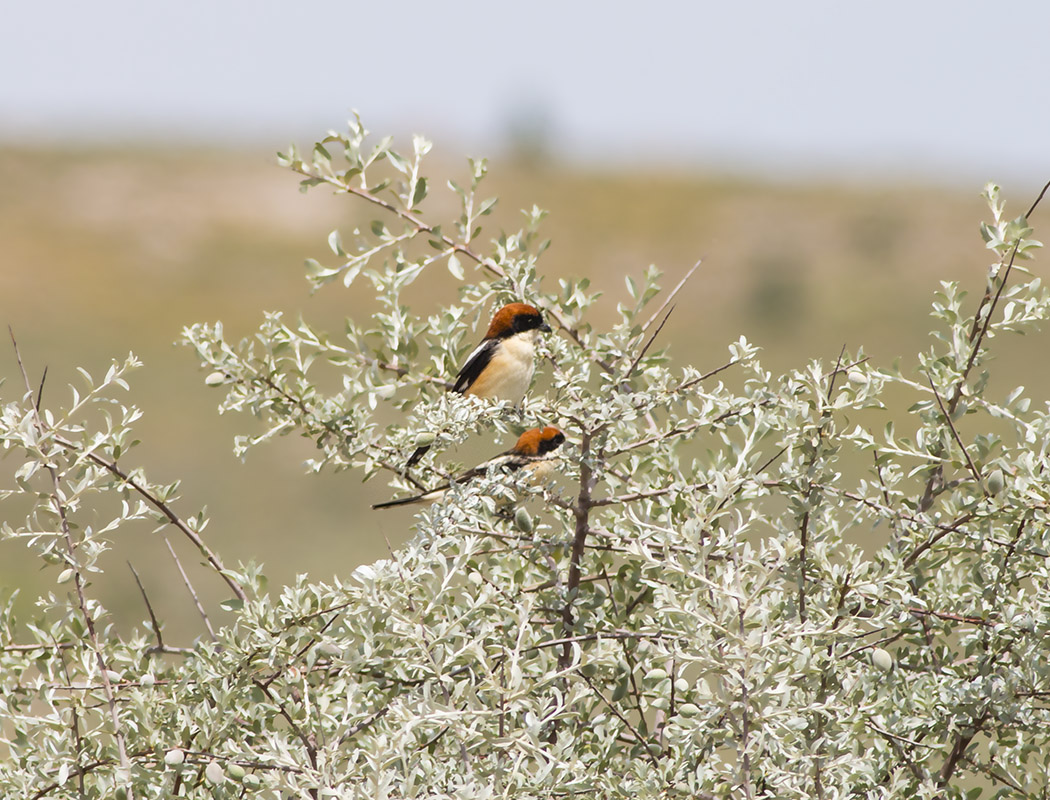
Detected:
left=376, top=426, right=565, bottom=509
left=406, top=303, right=551, bottom=467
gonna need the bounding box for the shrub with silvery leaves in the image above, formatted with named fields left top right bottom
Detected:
left=2, top=115, right=1049, bottom=798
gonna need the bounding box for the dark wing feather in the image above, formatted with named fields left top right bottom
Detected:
left=380, top=451, right=537, bottom=509
left=452, top=452, right=530, bottom=483
left=452, top=339, right=497, bottom=394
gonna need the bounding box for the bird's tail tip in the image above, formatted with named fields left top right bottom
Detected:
left=405, top=447, right=428, bottom=469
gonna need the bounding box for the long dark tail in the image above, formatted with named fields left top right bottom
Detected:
left=372, top=494, right=424, bottom=510
left=405, top=444, right=430, bottom=468
left=372, top=485, right=446, bottom=510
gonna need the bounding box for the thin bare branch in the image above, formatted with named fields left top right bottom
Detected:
left=798, top=510, right=810, bottom=622
left=235, top=367, right=428, bottom=492
left=823, top=345, right=851, bottom=402
left=636, top=258, right=703, bottom=343
left=128, top=561, right=165, bottom=652
left=905, top=510, right=977, bottom=568
left=672, top=357, right=742, bottom=395
left=926, top=373, right=984, bottom=491
left=165, top=537, right=217, bottom=642
left=866, top=720, right=936, bottom=750
left=343, top=351, right=456, bottom=390
left=579, top=671, right=662, bottom=772
left=35, top=365, right=47, bottom=411
left=1025, top=177, right=1050, bottom=218
left=625, top=304, right=675, bottom=379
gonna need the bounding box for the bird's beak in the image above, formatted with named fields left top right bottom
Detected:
left=540, top=321, right=552, bottom=333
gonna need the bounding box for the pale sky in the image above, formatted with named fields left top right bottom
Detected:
left=4, top=1, right=1049, bottom=185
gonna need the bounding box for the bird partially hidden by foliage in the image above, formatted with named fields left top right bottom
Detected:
left=377, top=426, right=565, bottom=509
left=406, top=303, right=551, bottom=467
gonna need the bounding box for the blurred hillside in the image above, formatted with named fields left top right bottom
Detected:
left=1, top=143, right=1043, bottom=640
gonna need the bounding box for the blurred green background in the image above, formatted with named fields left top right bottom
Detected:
left=4, top=141, right=1045, bottom=643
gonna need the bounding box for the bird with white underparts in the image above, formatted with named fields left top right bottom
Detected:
left=376, top=426, right=565, bottom=510
left=406, top=302, right=551, bottom=468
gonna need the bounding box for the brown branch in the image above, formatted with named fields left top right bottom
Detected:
left=672, top=357, right=744, bottom=395
left=578, top=671, right=662, bottom=772
left=284, top=349, right=455, bottom=391
left=795, top=348, right=853, bottom=626
left=252, top=678, right=319, bottom=791
left=906, top=606, right=990, bottom=626
left=559, top=429, right=596, bottom=671
left=903, top=512, right=977, bottom=569
left=241, top=367, right=428, bottom=492
left=622, top=587, right=655, bottom=621
left=336, top=706, right=391, bottom=746
left=755, top=445, right=790, bottom=476
left=167, top=750, right=306, bottom=774
left=605, top=394, right=763, bottom=459
left=866, top=721, right=928, bottom=783
left=521, top=573, right=607, bottom=594
left=625, top=304, right=675, bottom=380
left=825, top=344, right=848, bottom=403
left=732, top=579, right=754, bottom=799
left=128, top=560, right=165, bottom=653
left=625, top=257, right=701, bottom=350
left=590, top=481, right=709, bottom=508
left=27, top=752, right=152, bottom=800
left=926, top=373, right=984, bottom=492
left=638, top=258, right=703, bottom=338
left=798, top=511, right=810, bottom=622
left=937, top=710, right=989, bottom=788
left=954, top=223, right=1031, bottom=415
left=46, top=677, right=181, bottom=691
left=814, top=483, right=976, bottom=569
left=165, top=538, right=217, bottom=642
left=962, top=752, right=1025, bottom=795
left=35, top=365, right=47, bottom=411
left=1025, top=177, right=1050, bottom=219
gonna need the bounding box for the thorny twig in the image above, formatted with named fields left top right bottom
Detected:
left=128, top=561, right=191, bottom=655
left=165, top=537, right=217, bottom=642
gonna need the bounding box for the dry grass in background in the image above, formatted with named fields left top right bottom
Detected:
left=1, top=144, right=1039, bottom=636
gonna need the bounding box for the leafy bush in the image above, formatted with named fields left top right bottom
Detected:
left=2, top=116, right=1049, bottom=798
